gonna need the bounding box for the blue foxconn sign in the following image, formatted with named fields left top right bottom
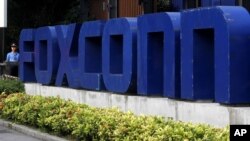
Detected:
left=19, top=6, right=250, bottom=104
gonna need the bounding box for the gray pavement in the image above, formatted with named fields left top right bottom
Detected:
left=0, top=119, right=68, bottom=141
left=0, top=125, right=41, bottom=141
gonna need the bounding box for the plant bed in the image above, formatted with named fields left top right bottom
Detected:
left=0, top=93, right=229, bottom=141
left=0, top=79, right=24, bottom=94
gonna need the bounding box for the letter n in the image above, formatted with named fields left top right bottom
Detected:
left=181, top=6, right=250, bottom=104
left=137, top=12, right=181, bottom=98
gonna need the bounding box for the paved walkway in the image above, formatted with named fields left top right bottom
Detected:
left=0, top=125, right=41, bottom=141
left=0, top=119, right=67, bottom=141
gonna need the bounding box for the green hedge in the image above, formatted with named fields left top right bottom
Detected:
left=0, top=93, right=229, bottom=141
left=0, top=79, right=24, bottom=94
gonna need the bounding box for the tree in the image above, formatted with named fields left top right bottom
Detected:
left=6, top=0, right=82, bottom=49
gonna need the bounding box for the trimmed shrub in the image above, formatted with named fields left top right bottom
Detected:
left=0, top=94, right=229, bottom=141
left=0, top=79, right=24, bottom=94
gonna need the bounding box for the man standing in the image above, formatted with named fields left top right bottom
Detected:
left=4, top=43, right=19, bottom=76
left=6, top=43, right=19, bottom=62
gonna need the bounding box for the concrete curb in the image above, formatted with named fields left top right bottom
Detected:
left=24, top=83, right=250, bottom=128
left=0, top=119, right=68, bottom=141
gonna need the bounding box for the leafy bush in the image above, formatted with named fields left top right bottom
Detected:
left=0, top=79, right=24, bottom=94
left=0, top=94, right=229, bottom=141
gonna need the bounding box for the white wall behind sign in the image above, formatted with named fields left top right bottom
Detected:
left=0, top=0, right=7, bottom=27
